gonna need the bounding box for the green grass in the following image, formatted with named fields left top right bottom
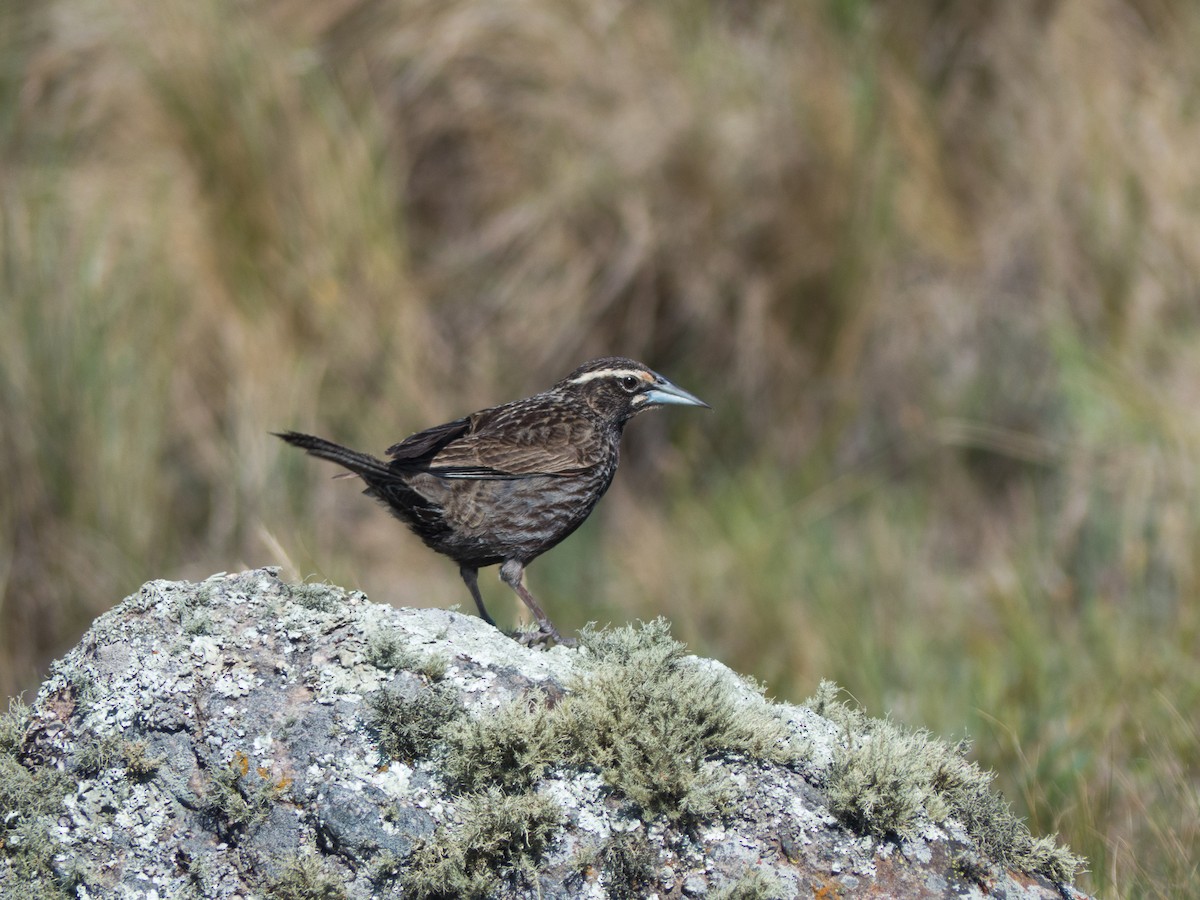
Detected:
left=3, top=1, right=1200, bottom=896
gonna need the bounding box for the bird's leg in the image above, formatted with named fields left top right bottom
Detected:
left=498, top=560, right=574, bottom=647
left=459, top=566, right=497, bottom=627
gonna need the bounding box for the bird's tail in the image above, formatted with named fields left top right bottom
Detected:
left=274, top=431, right=393, bottom=481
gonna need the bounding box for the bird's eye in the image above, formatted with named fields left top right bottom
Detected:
left=619, top=375, right=641, bottom=393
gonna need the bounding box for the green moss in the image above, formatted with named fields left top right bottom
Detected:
left=598, top=832, right=657, bottom=899
left=188, top=583, right=217, bottom=607
left=0, top=864, right=74, bottom=900
left=430, top=619, right=798, bottom=824
left=375, top=617, right=801, bottom=899
left=266, top=854, right=347, bottom=900
left=0, top=758, right=72, bottom=836
left=560, top=619, right=797, bottom=820
left=176, top=851, right=215, bottom=896
left=67, top=671, right=97, bottom=709
left=2, top=816, right=56, bottom=881
left=73, top=733, right=123, bottom=778
left=75, top=732, right=163, bottom=785
left=807, top=681, right=1084, bottom=883
left=380, top=626, right=1082, bottom=891
left=182, top=609, right=214, bottom=635
left=951, top=849, right=992, bottom=886
left=201, top=752, right=287, bottom=838
left=709, top=869, right=788, bottom=900
left=442, top=697, right=561, bottom=793
left=369, top=683, right=464, bottom=763
left=288, top=583, right=342, bottom=612
left=0, top=699, right=30, bottom=754
left=0, top=704, right=76, bottom=900
left=121, top=740, right=162, bottom=781
left=399, top=788, right=562, bottom=900
left=367, top=849, right=403, bottom=886
left=365, top=632, right=448, bottom=680
left=823, top=734, right=927, bottom=837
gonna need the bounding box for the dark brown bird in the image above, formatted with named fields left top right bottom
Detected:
left=276, top=357, right=708, bottom=644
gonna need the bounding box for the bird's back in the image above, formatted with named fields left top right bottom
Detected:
left=370, top=389, right=622, bottom=567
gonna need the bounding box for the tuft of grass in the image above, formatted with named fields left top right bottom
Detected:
left=399, top=788, right=562, bottom=900
left=807, top=682, right=1083, bottom=883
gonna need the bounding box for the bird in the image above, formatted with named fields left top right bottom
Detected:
left=275, top=357, right=708, bottom=645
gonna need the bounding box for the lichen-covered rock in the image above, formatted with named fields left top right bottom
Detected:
left=0, top=569, right=1090, bottom=899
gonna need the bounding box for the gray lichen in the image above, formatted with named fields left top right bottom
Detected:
left=365, top=631, right=449, bottom=680
left=428, top=619, right=800, bottom=822
left=596, top=832, right=657, bottom=898
left=399, top=788, right=563, bottom=899
left=266, top=853, right=348, bottom=900
left=370, top=682, right=465, bottom=763
left=201, top=750, right=290, bottom=839
left=709, top=869, right=789, bottom=900
left=0, top=569, right=1090, bottom=900
left=0, top=700, right=75, bottom=899
left=563, top=620, right=799, bottom=820
left=807, top=680, right=1085, bottom=883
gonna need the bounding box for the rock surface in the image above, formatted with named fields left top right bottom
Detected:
left=0, top=569, right=1090, bottom=899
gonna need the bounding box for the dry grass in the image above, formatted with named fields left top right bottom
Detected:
left=2, top=0, right=1199, bottom=895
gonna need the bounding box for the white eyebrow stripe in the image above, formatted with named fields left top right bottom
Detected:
left=567, top=368, right=654, bottom=385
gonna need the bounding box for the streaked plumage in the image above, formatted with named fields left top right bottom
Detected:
left=276, top=357, right=708, bottom=644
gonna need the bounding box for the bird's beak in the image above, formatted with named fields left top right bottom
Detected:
left=642, top=376, right=710, bottom=409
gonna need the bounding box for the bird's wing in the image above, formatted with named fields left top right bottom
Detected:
left=385, top=417, right=471, bottom=461
left=390, top=403, right=603, bottom=479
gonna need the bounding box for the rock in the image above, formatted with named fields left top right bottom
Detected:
left=0, top=569, right=1091, bottom=899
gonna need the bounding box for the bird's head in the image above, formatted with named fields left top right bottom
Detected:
left=558, top=357, right=710, bottom=424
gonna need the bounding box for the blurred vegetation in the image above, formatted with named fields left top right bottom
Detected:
left=1, top=0, right=1198, bottom=895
